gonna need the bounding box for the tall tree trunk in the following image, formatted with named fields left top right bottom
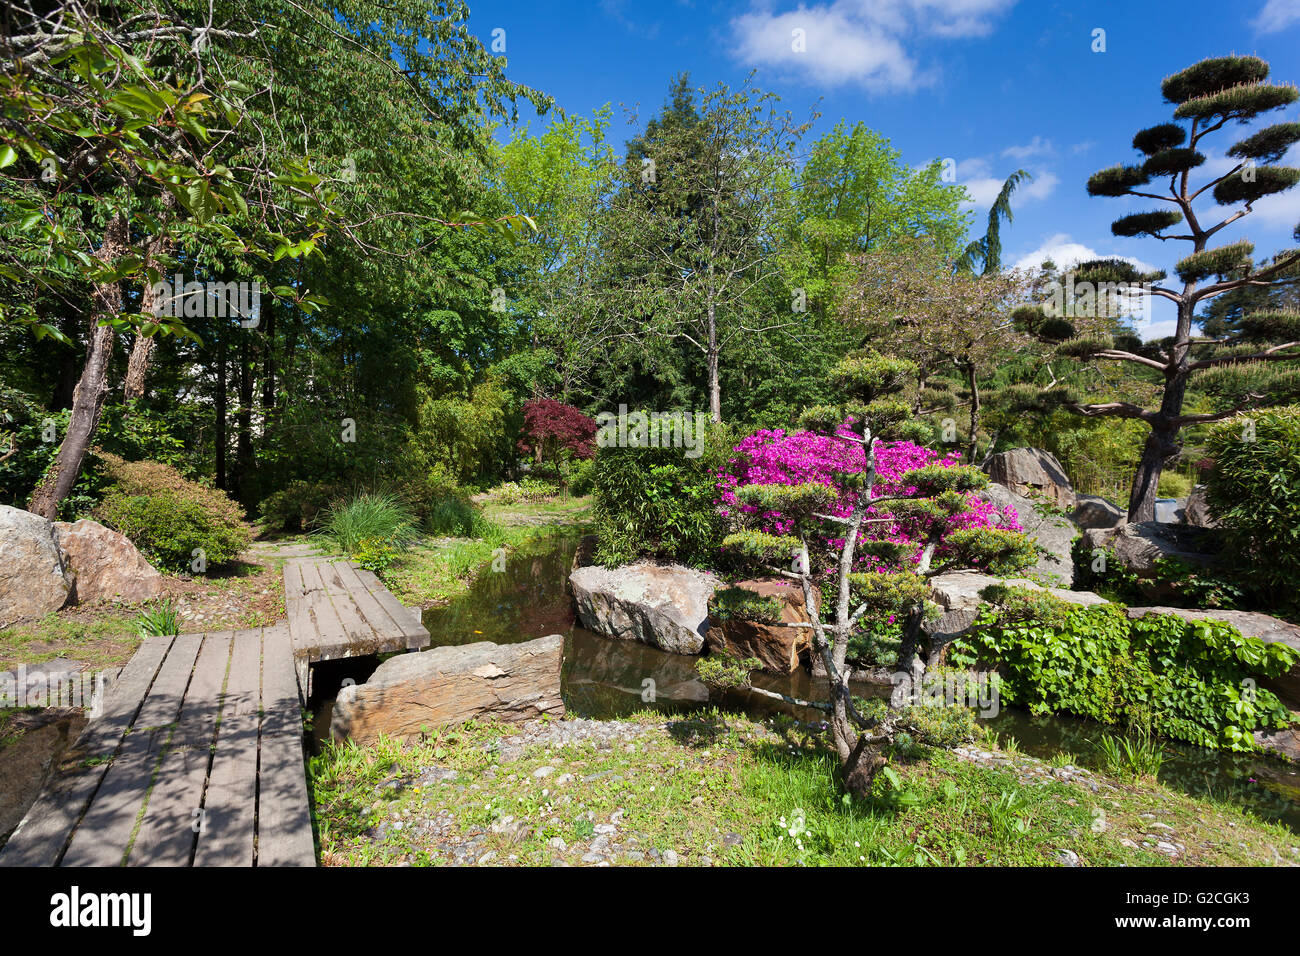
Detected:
left=215, top=322, right=227, bottom=490
left=1126, top=301, right=1193, bottom=522
left=234, top=330, right=255, bottom=502
left=706, top=298, right=721, bottom=422
left=28, top=214, right=130, bottom=519
left=965, top=362, right=981, bottom=462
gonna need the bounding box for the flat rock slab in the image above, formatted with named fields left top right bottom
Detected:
left=329, top=635, right=565, bottom=745
left=570, top=563, right=717, bottom=654
left=925, top=569, right=1110, bottom=665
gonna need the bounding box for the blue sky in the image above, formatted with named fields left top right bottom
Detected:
left=466, top=0, right=1300, bottom=338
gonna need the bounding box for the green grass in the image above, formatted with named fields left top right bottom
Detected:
left=317, top=492, right=419, bottom=556
left=378, top=499, right=591, bottom=607
left=309, top=710, right=1300, bottom=867
left=0, top=610, right=142, bottom=671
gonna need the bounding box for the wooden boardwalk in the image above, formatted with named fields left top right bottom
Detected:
left=284, top=556, right=429, bottom=695
left=0, top=553, right=428, bottom=867
left=0, top=626, right=314, bottom=867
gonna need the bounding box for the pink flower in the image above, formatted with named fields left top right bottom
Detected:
left=716, top=425, right=1021, bottom=572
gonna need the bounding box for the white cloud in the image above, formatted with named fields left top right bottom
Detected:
left=730, top=0, right=1016, bottom=91
left=1021, top=170, right=1059, bottom=201
left=956, top=158, right=1056, bottom=208
left=1253, top=0, right=1300, bottom=33
left=1002, top=136, right=1054, bottom=160
left=1010, top=233, right=1157, bottom=274
left=1250, top=186, right=1300, bottom=228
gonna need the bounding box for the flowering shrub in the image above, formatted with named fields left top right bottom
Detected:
left=716, top=425, right=1022, bottom=572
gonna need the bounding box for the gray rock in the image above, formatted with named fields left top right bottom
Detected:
left=0, top=505, right=71, bottom=627
left=979, top=482, right=1076, bottom=587
left=1181, top=485, right=1218, bottom=528
left=329, top=635, right=565, bottom=744
left=1072, top=494, right=1124, bottom=530
left=569, top=563, right=718, bottom=654
left=982, top=448, right=1076, bottom=510
left=54, top=518, right=164, bottom=605
left=925, top=570, right=1110, bottom=664
left=1154, top=498, right=1184, bottom=524
left=1082, top=521, right=1219, bottom=579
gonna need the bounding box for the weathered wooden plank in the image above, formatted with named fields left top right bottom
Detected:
left=62, top=633, right=204, bottom=866
left=332, top=562, right=407, bottom=639
left=192, top=630, right=261, bottom=867
left=0, top=637, right=173, bottom=867
left=256, top=731, right=315, bottom=866
left=256, top=626, right=315, bottom=866
left=283, top=560, right=306, bottom=597
left=127, top=632, right=233, bottom=866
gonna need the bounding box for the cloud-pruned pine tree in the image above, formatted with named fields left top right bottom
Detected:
left=1040, top=55, right=1300, bottom=522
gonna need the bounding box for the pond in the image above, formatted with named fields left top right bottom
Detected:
left=315, top=531, right=1300, bottom=832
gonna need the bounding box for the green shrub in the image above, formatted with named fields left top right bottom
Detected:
left=949, top=603, right=1297, bottom=751
left=259, top=479, right=345, bottom=533
left=95, top=452, right=252, bottom=571
left=424, top=493, right=500, bottom=540
left=567, top=457, right=596, bottom=497
left=897, top=700, right=979, bottom=749
left=1205, top=407, right=1300, bottom=607
left=592, top=422, right=735, bottom=568
left=318, top=492, right=418, bottom=556
left=353, top=537, right=399, bottom=573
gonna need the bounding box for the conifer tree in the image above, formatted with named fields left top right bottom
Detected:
left=1039, top=56, right=1300, bottom=522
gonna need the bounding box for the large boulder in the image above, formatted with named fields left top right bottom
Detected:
left=54, top=519, right=164, bottom=605
left=1181, top=485, right=1218, bottom=528
left=1082, top=521, right=1219, bottom=578
left=569, top=563, right=717, bottom=654
left=978, top=482, right=1076, bottom=587
left=924, top=569, right=1110, bottom=665
left=0, top=505, right=71, bottom=627
left=1072, top=494, right=1125, bottom=530
left=982, top=448, right=1076, bottom=511
left=329, top=635, right=564, bottom=745
left=706, top=578, right=815, bottom=674
left=1126, top=606, right=1300, bottom=710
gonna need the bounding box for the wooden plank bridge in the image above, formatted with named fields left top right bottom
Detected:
left=0, top=556, right=428, bottom=867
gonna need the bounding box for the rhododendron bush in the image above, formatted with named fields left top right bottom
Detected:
left=716, top=424, right=1023, bottom=571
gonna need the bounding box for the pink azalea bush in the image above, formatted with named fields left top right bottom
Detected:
left=717, top=423, right=1022, bottom=571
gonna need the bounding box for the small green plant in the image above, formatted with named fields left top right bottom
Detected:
left=696, top=654, right=762, bottom=691
left=318, top=492, right=418, bottom=556
left=709, top=586, right=783, bottom=623
left=1098, top=732, right=1165, bottom=781
left=135, top=599, right=181, bottom=638
left=353, top=537, right=398, bottom=573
